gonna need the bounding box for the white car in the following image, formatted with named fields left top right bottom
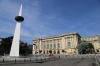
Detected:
left=65, top=53, right=68, bottom=57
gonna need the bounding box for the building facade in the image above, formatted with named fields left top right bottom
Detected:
left=0, top=38, right=2, bottom=45
left=81, top=36, right=100, bottom=52
left=32, top=32, right=81, bottom=55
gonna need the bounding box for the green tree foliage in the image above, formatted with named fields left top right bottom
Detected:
left=0, top=36, right=13, bottom=55
left=77, top=41, right=94, bottom=54
left=96, top=49, right=99, bottom=53
left=62, top=50, right=65, bottom=53
left=39, top=50, right=42, bottom=53
left=19, top=42, right=29, bottom=56
left=49, top=50, right=52, bottom=54
left=0, top=36, right=31, bottom=56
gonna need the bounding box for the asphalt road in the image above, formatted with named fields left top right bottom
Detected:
left=0, top=58, right=98, bottom=66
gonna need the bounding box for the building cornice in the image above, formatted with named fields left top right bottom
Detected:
left=33, top=32, right=81, bottom=40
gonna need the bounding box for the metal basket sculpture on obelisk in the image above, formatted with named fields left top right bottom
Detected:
left=10, top=5, right=24, bottom=57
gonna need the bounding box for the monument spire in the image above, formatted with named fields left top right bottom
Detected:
left=19, top=5, right=22, bottom=16
left=10, top=5, right=24, bottom=57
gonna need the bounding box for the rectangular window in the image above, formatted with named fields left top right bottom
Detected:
left=67, top=37, right=70, bottom=40
left=47, top=45, right=49, bottom=49
left=54, top=44, right=56, bottom=49
left=68, top=42, right=71, bottom=48
left=44, top=45, right=46, bottom=49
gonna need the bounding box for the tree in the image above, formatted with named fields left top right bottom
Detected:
left=62, top=50, right=65, bottom=53
left=77, top=41, right=94, bottom=54
left=0, top=36, right=13, bottom=55
left=19, top=42, right=29, bottom=56
left=96, top=49, right=99, bottom=53
left=39, top=50, right=42, bottom=54
left=49, top=50, right=52, bottom=54
left=0, top=36, right=30, bottom=56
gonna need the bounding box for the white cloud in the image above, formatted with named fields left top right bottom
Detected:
left=0, top=0, right=74, bottom=44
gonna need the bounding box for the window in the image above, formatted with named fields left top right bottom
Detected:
left=50, top=44, right=52, bottom=49
left=68, top=42, right=71, bottom=48
left=54, top=44, right=56, bottom=49
left=43, top=51, right=45, bottom=54
left=57, top=50, right=60, bottom=54
left=44, top=45, right=46, bottom=49
left=67, top=37, right=70, bottom=40
left=57, top=43, right=60, bottom=49
left=47, top=45, right=49, bottom=49
left=54, top=50, right=56, bottom=54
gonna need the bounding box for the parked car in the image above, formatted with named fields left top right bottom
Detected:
left=65, top=53, right=68, bottom=57
left=65, top=52, right=74, bottom=56
left=35, top=54, right=43, bottom=57
left=68, top=53, right=74, bottom=56
left=49, top=54, right=53, bottom=56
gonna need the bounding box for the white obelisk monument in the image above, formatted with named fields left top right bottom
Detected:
left=10, top=5, right=24, bottom=57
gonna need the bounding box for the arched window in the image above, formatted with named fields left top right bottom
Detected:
left=68, top=42, right=71, bottom=48
left=54, top=50, right=56, bottom=54
left=47, top=45, right=49, bottom=49
left=57, top=50, right=60, bottom=54
left=50, top=44, right=52, bottom=49
left=54, top=44, right=56, bottom=49
left=57, top=43, right=60, bottom=49
left=43, top=51, right=45, bottom=54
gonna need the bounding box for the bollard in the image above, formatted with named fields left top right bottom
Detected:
left=2, top=59, right=4, bottom=63
left=41, top=58, right=42, bottom=61
left=15, top=59, right=16, bottom=63
left=48, top=58, right=50, bottom=61
left=24, top=59, right=25, bottom=62
left=30, top=58, right=31, bottom=62
left=36, top=58, right=37, bottom=62
left=54, top=57, right=55, bottom=60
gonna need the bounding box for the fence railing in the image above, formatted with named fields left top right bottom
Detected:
left=0, top=56, right=61, bottom=65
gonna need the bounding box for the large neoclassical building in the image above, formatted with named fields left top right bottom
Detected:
left=32, top=32, right=81, bottom=54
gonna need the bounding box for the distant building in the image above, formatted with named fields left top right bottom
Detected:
left=81, top=35, right=100, bottom=52
left=28, top=44, right=33, bottom=50
left=0, top=38, right=2, bottom=45
left=32, top=32, right=81, bottom=54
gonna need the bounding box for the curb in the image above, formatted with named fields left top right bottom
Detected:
left=95, top=58, right=100, bottom=66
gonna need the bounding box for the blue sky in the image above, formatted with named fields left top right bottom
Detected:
left=0, top=0, right=100, bottom=44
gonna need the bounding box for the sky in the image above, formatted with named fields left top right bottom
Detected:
left=0, top=0, right=100, bottom=44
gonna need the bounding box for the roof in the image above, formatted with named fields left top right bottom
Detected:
left=33, top=32, right=81, bottom=40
